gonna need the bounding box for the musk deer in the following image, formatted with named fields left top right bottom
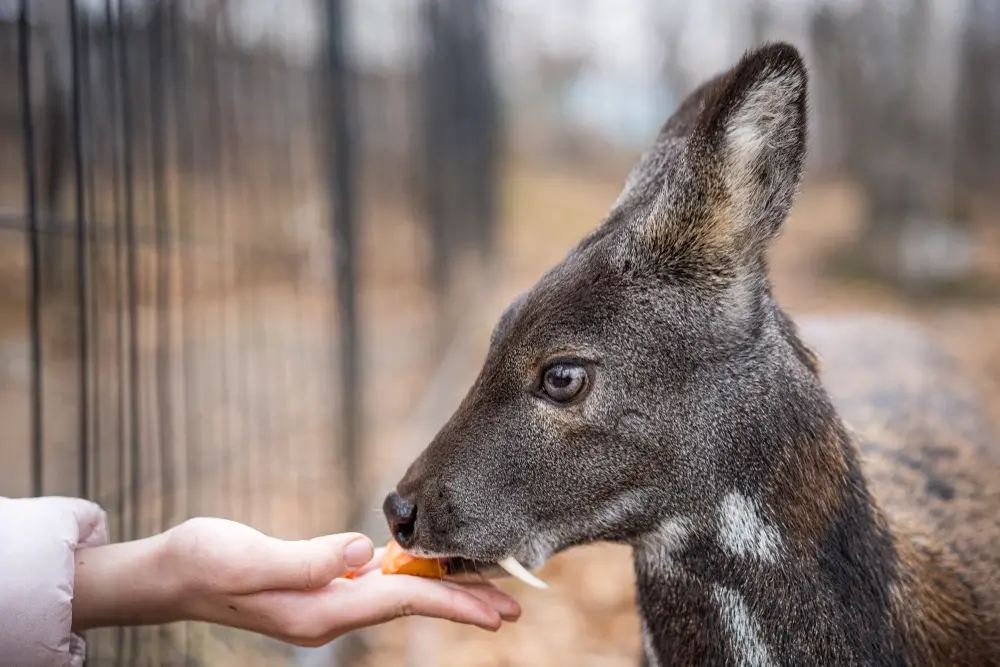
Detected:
left=383, top=43, right=1000, bottom=666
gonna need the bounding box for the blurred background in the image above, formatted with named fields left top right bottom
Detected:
left=1, top=0, right=999, bottom=665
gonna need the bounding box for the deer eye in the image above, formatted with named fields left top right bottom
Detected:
left=541, top=363, right=589, bottom=404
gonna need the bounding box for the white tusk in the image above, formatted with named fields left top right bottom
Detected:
left=497, top=557, right=549, bottom=589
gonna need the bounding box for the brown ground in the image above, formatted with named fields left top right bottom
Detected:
left=1, top=161, right=998, bottom=667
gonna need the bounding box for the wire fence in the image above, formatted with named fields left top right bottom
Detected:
left=0, top=1, right=500, bottom=665
left=6, top=2, right=1000, bottom=667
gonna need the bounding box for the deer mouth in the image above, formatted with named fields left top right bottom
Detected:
left=440, top=556, right=549, bottom=589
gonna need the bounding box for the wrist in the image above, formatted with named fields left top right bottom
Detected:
left=72, top=532, right=184, bottom=631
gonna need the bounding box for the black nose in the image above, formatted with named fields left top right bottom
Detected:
left=383, top=491, right=417, bottom=547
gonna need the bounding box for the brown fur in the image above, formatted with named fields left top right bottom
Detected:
left=766, top=419, right=847, bottom=547
left=891, top=521, right=991, bottom=666
left=803, top=315, right=1000, bottom=664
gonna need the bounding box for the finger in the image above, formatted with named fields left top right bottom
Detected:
left=326, top=574, right=506, bottom=632
left=223, top=578, right=503, bottom=646
left=439, top=581, right=522, bottom=621
left=347, top=547, right=386, bottom=578
left=234, top=532, right=375, bottom=592
left=346, top=569, right=521, bottom=620
left=221, top=575, right=519, bottom=647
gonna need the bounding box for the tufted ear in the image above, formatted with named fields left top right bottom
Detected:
left=610, top=43, right=808, bottom=269
left=686, top=42, right=807, bottom=251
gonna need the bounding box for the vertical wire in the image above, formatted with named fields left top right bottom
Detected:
left=69, top=0, right=91, bottom=502
left=289, top=65, right=310, bottom=539
left=170, top=4, right=200, bottom=661
left=166, top=2, right=194, bottom=662
left=149, top=7, right=174, bottom=663
left=103, top=0, right=127, bottom=660
left=82, top=0, right=101, bottom=526
left=256, top=57, right=277, bottom=538
left=211, top=34, right=237, bottom=658
left=82, top=5, right=101, bottom=515
left=79, top=15, right=104, bottom=663
left=263, top=60, right=288, bottom=537
left=236, top=58, right=260, bottom=530
left=149, top=0, right=173, bottom=534
left=207, top=30, right=231, bottom=527
left=115, top=1, right=141, bottom=661
left=325, top=0, right=363, bottom=534
left=18, top=0, right=43, bottom=498
left=115, top=0, right=139, bottom=548
left=225, top=58, right=253, bottom=528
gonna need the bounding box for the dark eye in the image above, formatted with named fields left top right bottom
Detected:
left=541, top=363, right=589, bottom=404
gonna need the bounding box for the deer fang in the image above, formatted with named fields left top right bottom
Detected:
left=497, top=557, right=549, bottom=589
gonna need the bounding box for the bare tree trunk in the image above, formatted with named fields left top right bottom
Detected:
left=956, top=0, right=1000, bottom=197
left=419, top=0, right=500, bottom=362
left=811, top=0, right=974, bottom=294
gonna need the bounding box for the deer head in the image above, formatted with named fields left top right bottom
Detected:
left=384, top=42, right=814, bottom=585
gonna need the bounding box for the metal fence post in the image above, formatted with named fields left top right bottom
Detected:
left=17, top=0, right=44, bottom=498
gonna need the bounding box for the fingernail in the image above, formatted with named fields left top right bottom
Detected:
left=344, top=537, right=374, bottom=568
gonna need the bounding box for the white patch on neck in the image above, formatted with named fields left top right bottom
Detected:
left=717, top=491, right=782, bottom=564
left=637, top=515, right=694, bottom=574
left=518, top=535, right=557, bottom=572
left=640, top=616, right=662, bottom=667
left=712, top=585, right=776, bottom=667
left=648, top=516, right=693, bottom=551
left=593, top=489, right=648, bottom=532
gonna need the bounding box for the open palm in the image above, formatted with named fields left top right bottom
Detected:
left=165, top=518, right=521, bottom=646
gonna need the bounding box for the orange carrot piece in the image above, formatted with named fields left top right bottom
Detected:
left=339, top=539, right=445, bottom=580
left=381, top=539, right=446, bottom=578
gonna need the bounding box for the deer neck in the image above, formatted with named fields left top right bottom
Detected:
left=632, top=414, right=992, bottom=667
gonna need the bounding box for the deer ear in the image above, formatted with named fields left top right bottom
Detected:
left=618, top=43, right=807, bottom=266
left=690, top=42, right=807, bottom=249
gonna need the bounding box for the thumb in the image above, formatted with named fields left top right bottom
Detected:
left=248, top=533, right=375, bottom=592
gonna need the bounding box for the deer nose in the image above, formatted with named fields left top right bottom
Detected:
left=383, top=491, right=417, bottom=548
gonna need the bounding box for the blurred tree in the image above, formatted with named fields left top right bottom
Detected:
left=811, top=0, right=976, bottom=294
left=955, top=0, right=1000, bottom=197
left=749, top=0, right=770, bottom=46
left=419, top=0, right=501, bottom=356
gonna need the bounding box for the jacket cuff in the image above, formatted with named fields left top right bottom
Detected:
left=0, top=496, right=108, bottom=667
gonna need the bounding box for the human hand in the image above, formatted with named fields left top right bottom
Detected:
left=73, top=517, right=521, bottom=646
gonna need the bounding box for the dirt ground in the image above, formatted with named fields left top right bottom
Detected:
left=1, top=161, right=999, bottom=667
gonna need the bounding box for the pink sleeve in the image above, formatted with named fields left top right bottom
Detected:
left=0, top=496, right=109, bottom=667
